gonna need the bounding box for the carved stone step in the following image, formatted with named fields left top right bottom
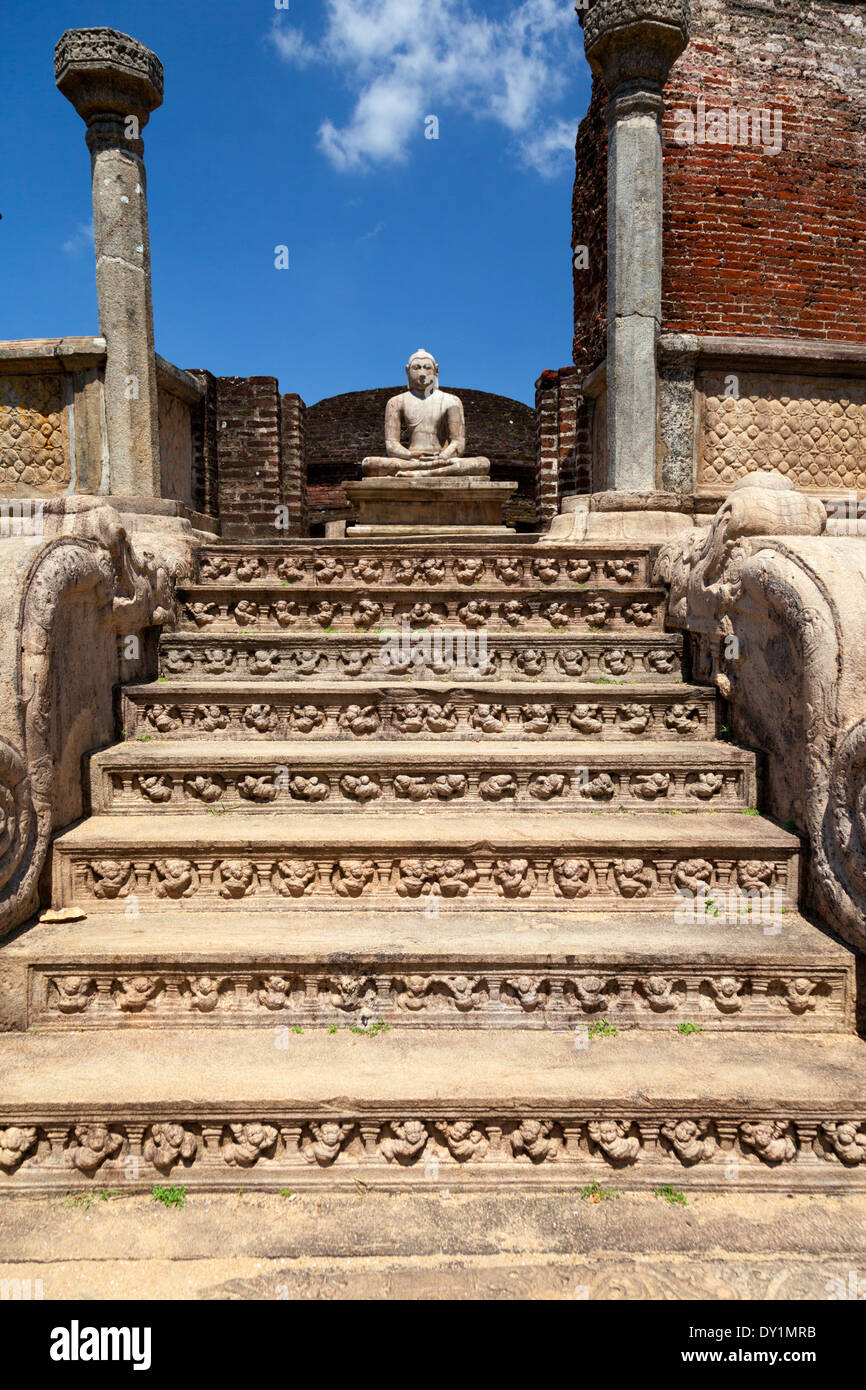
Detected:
left=173, top=585, right=667, bottom=637
left=121, top=680, right=719, bottom=742
left=50, top=811, right=800, bottom=914
left=4, top=912, right=851, bottom=1035
left=194, top=542, right=654, bottom=589
left=156, top=631, right=685, bottom=682
left=91, top=740, right=757, bottom=814
left=2, top=1030, right=865, bottom=1191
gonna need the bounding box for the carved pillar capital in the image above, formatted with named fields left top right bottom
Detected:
left=582, top=0, right=690, bottom=99
left=54, top=27, right=163, bottom=146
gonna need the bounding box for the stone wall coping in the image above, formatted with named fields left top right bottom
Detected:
left=659, top=334, right=866, bottom=375
left=0, top=337, right=106, bottom=373
left=155, top=354, right=206, bottom=403
left=580, top=360, right=608, bottom=399
left=0, top=341, right=205, bottom=405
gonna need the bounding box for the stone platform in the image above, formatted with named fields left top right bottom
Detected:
left=345, top=477, right=517, bottom=534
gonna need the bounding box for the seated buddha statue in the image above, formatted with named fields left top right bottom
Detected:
left=361, top=350, right=491, bottom=478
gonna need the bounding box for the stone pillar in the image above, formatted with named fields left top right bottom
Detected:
left=55, top=28, right=163, bottom=497
left=582, top=0, right=690, bottom=493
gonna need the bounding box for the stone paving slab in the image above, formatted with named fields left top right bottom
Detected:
left=2, top=1191, right=866, bottom=1299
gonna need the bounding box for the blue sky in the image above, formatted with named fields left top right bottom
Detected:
left=0, top=1, right=590, bottom=405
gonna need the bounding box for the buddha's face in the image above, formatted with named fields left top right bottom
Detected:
left=407, top=355, right=437, bottom=392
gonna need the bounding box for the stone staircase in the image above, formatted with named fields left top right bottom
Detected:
left=2, top=537, right=865, bottom=1191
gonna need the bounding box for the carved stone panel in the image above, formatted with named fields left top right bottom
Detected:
left=698, top=372, right=866, bottom=493
left=0, top=374, right=69, bottom=491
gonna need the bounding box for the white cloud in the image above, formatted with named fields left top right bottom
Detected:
left=271, top=0, right=579, bottom=175
left=270, top=22, right=318, bottom=67
left=520, top=117, right=577, bottom=178
left=61, top=221, right=95, bottom=255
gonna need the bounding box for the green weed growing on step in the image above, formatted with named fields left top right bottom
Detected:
left=588, top=1017, right=618, bottom=1039
left=152, top=1185, right=186, bottom=1208
left=328, top=1024, right=337, bottom=1034
left=677, top=1022, right=702, bottom=1036
left=654, top=1185, right=687, bottom=1206
left=62, top=1190, right=123, bottom=1209
left=279, top=1189, right=295, bottom=1199
left=292, top=1025, right=304, bottom=1034
left=580, top=1181, right=622, bottom=1202
left=742, top=807, right=759, bottom=815
left=349, top=1020, right=390, bottom=1036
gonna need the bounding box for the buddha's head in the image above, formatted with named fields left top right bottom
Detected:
left=406, top=349, right=438, bottom=396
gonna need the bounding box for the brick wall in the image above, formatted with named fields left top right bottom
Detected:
left=281, top=392, right=308, bottom=536
left=574, top=0, right=866, bottom=352
left=184, top=375, right=307, bottom=537
left=536, top=4, right=609, bottom=509
left=213, top=377, right=283, bottom=539
left=187, top=369, right=218, bottom=520
left=305, top=386, right=538, bottom=531
left=534, top=367, right=586, bottom=520
left=661, top=0, right=866, bottom=343
left=572, top=75, right=608, bottom=373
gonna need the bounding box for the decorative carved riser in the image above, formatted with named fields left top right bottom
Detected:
left=156, top=632, right=684, bottom=683
left=192, top=544, right=654, bottom=589
left=52, top=850, right=800, bottom=913
left=121, top=684, right=716, bottom=742
left=29, top=965, right=849, bottom=1033
left=95, top=759, right=754, bottom=815
left=173, top=585, right=668, bottom=638
left=2, top=1113, right=864, bottom=1193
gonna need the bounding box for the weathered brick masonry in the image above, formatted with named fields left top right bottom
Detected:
left=186, top=368, right=218, bottom=521
left=571, top=0, right=866, bottom=351
left=534, top=368, right=585, bottom=524
left=572, top=80, right=608, bottom=374
left=280, top=392, right=307, bottom=538
left=214, top=378, right=282, bottom=540
left=184, top=375, right=307, bottom=539
left=661, top=0, right=866, bottom=342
